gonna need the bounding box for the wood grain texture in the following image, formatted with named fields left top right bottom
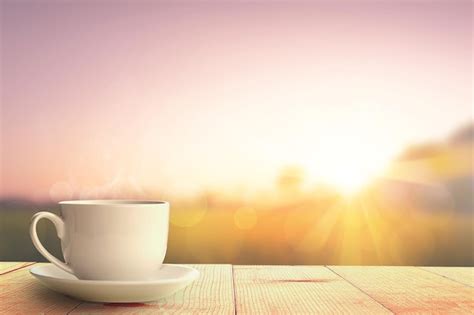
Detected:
left=0, top=263, right=81, bottom=314
left=233, top=265, right=392, bottom=314
left=1, top=263, right=473, bottom=314
left=70, top=264, right=235, bottom=314
left=0, top=262, right=35, bottom=275
left=329, top=266, right=474, bottom=314
left=421, top=267, right=473, bottom=287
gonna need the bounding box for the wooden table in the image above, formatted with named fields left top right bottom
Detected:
left=0, top=263, right=472, bottom=314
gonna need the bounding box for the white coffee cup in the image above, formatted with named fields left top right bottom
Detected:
left=30, top=200, right=169, bottom=281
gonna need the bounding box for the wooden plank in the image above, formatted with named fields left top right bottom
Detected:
left=0, top=263, right=81, bottom=314
left=233, top=265, right=392, bottom=314
left=71, top=264, right=235, bottom=314
left=329, top=266, right=474, bottom=314
left=420, top=267, right=473, bottom=287
left=0, top=262, right=35, bottom=275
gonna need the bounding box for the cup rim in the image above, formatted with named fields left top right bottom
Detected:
left=59, top=200, right=169, bottom=206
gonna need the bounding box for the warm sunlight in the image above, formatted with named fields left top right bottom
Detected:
left=299, top=127, right=394, bottom=194
left=323, top=165, right=375, bottom=194
left=1, top=0, right=473, bottom=282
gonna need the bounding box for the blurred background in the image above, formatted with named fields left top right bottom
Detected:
left=0, top=1, right=472, bottom=265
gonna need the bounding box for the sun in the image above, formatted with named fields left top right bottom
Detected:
left=299, top=132, right=392, bottom=195
left=321, top=163, right=377, bottom=194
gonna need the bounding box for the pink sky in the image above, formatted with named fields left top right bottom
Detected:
left=1, top=1, right=472, bottom=200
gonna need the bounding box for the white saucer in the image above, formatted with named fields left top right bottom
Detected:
left=30, top=264, right=199, bottom=303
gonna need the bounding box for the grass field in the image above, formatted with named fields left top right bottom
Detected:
left=2, top=128, right=472, bottom=265
left=1, top=185, right=472, bottom=266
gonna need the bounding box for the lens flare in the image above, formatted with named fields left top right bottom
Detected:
left=234, top=207, right=258, bottom=230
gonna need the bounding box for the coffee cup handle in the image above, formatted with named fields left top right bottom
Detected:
left=30, top=211, right=73, bottom=274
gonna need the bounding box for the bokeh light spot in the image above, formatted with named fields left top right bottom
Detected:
left=234, top=207, right=257, bottom=230
left=170, top=198, right=208, bottom=228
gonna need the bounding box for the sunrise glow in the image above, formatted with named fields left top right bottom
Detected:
left=1, top=1, right=471, bottom=202
left=1, top=0, right=472, bottom=267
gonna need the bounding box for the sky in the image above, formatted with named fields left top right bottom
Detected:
left=0, top=1, right=472, bottom=201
